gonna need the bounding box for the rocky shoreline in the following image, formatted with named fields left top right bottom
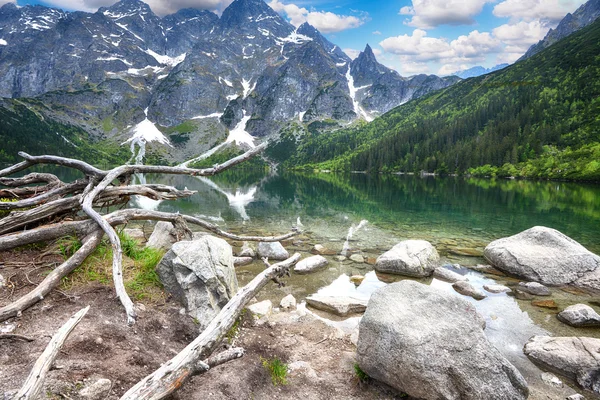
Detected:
left=2, top=223, right=600, bottom=399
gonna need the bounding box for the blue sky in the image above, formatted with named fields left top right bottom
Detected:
left=3, top=0, right=589, bottom=75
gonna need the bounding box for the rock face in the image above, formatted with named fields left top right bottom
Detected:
left=156, top=236, right=238, bottom=331
left=557, top=304, right=600, bottom=327
left=524, top=335, right=600, bottom=393
left=146, top=221, right=192, bottom=251
left=306, top=295, right=367, bottom=317
left=374, top=240, right=439, bottom=277
left=257, top=241, right=289, bottom=260
left=357, top=281, right=529, bottom=399
left=484, top=226, right=600, bottom=289
left=294, top=255, right=328, bottom=274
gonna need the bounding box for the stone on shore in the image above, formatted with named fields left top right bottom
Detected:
left=257, top=241, right=289, bottom=260
left=238, top=242, right=256, bottom=258
left=294, top=255, right=329, bottom=274
left=156, top=236, right=238, bottom=331
left=433, top=267, right=468, bottom=283
left=280, top=294, right=297, bottom=310
left=306, top=295, right=367, bottom=317
left=374, top=240, right=439, bottom=277
left=357, top=281, right=528, bottom=399
left=146, top=221, right=193, bottom=251
left=518, top=281, right=551, bottom=296
left=453, top=281, right=487, bottom=300
left=247, top=300, right=273, bottom=319
left=557, top=304, right=600, bottom=327
left=484, top=226, right=600, bottom=289
left=233, top=256, right=253, bottom=267
left=524, top=336, right=600, bottom=393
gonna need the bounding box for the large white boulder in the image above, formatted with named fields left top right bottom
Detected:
left=374, top=240, right=439, bottom=277
left=357, top=281, right=528, bottom=399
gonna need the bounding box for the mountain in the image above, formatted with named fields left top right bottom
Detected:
left=0, top=0, right=460, bottom=165
left=520, top=0, right=600, bottom=60
left=347, top=44, right=460, bottom=119
left=452, top=64, right=509, bottom=79
left=284, top=17, right=600, bottom=181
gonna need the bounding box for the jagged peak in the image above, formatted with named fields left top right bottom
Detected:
left=359, top=44, right=376, bottom=62
left=100, top=0, right=154, bottom=17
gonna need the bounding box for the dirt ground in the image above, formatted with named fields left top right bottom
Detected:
left=0, top=248, right=403, bottom=400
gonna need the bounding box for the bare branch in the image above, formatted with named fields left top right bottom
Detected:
left=0, top=230, right=103, bottom=322
left=0, top=160, right=33, bottom=179
left=0, top=180, right=87, bottom=210
left=120, top=252, right=300, bottom=399
left=17, top=152, right=106, bottom=178
left=14, top=306, right=90, bottom=400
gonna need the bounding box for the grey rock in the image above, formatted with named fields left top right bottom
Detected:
left=514, top=289, right=535, bottom=300
left=375, top=240, right=439, bottom=277
left=483, top=284, right=512, bottom=294
left=146, top=221, right=192, bottom=251
left=558, top=304, right=600, bottom=327
left=280, top=294, right=296, bottom=310
left=313, top=244, right=337, bottom=255
left=79, top=378, right=112, bottom=400
left=257, top=241, right=289, bottom=261
left=294, top=255, right=328, bottom=274
left=0, top=273, right=5, bottom=288
left=541, top=372, right=563, bottom=388
left=567, top=394, right=586, bottom=400
left=452, top=281, right=487, bottom=300
left=518, top=281, right=551, bottom=296
left=247, top=300, right=272, bottom=319
left=357, top=281, right=528, bottom=399
left=233, top=256, right=253, bottom=267
left=306, top=294, right=367, bottom=317
left=156, top=236, right=238, bottom=331
left=484, top=226, right=600, bottom=289
left=238, top=242, right=256, bottom=258
left=433, top=267, right=468, bottom=283
left=349, top=254, right=365, bottom=263
left=524, top=336, right=600, bottom=393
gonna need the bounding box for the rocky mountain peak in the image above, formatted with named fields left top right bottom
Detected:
left=220, top=0, right=283, bottom=29
left=100, top=0, right=154, bottom=16
left=350, top=43, right=389, bottom=86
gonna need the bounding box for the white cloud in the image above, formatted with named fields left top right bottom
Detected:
left=400, top=59, right=431, bottom=75
left=344, top=48, right=361, bottom=59
left=493, top=20, right=548, bottom=52
left=372, top=30, right=382, bottom=35
left=399, top=0, right=492, bottom=29
left=268, top=0, right=366, bottom=33
left=493, top=0, right=587, bottom=23
left=380, top=29, right=499, bottom=64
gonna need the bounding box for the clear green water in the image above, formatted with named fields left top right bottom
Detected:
left=143, top=170, right=600, bottom=256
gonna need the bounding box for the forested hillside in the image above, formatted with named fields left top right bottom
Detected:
left=285, top=18, right=600, bottom=180
left=0, top=100, right=130, bottom=166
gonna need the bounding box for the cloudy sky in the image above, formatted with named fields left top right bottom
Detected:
left=3, top=0, right=589, bottom=75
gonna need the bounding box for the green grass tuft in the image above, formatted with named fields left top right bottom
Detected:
left=353, top=363, right=369, bottom=383
left=261, top=357, right=288, bottom=386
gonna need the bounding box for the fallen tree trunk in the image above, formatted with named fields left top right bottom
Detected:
left=120, top=253, right=301, bottom=399
left=14, top=306, right=90, bottom=400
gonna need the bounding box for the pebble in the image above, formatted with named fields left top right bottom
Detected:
left=452, top=281, right=487, bottom=300
left=483, top=284, right=511, bottom=294
left=540, top=372, right=563, bottom=388
left=349, top=254, right=365, bottom=263
left=518, top=282, right=551, bottom=296
left=531, top=299, right=558, bottom=309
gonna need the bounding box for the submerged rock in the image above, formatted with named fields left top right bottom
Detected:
left=357, top=281, right=528, bottom=399
left=524, top=336, right=600, bottom=393
left=433, top=267, right=468, bottom=283
left=156, top=236, right=238, bottom=331
left=484, top=226, right=600, bottom=290
left=257, top=241, right=289, bottom=260
left=374, top=240, right=439, bottom=277
left=350, top=254, right=365, bottom=263
left=483, top=284, right=511, bottom=294
left=294, top=255, right=328, bottom=274
left=452, top=281, right=487, bottom=300
left=312, top=244, right=337, bottom=255
left=532, top=299, right=558, bottom=309
left=518, top=281, right=551, bottom=296
left=306, top=294, right=367, bottom=317
left=558, top=304, right=600, bottom=327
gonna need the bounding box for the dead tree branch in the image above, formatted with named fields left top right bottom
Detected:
left=120, top=252, right=300, bottom=399
left=14, top=306, right=89, bottom=400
